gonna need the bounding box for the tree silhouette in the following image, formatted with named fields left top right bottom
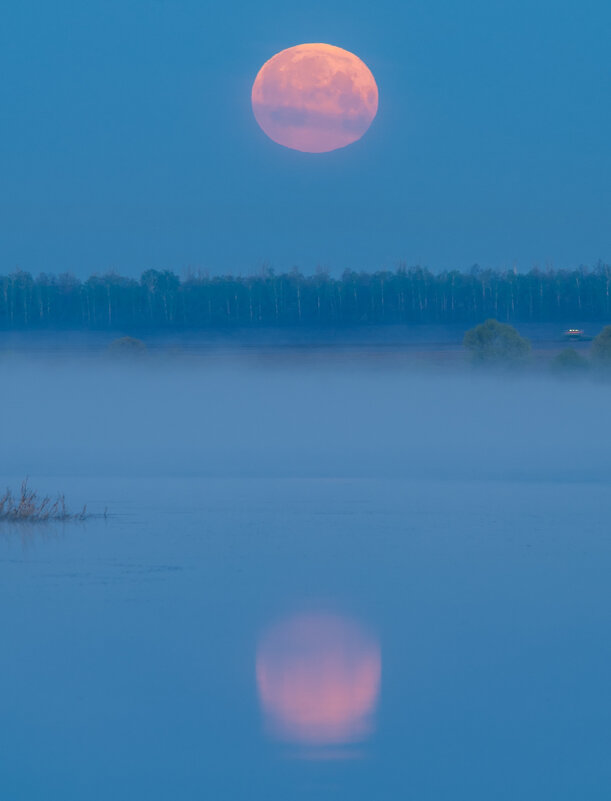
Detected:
left=1, top=264, right=610, bottom=329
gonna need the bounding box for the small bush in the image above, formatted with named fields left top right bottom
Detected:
left=107, top=336, right=147, bottom=357
left=551, top=348, right=589, bottom=373
left=591, top=326, right=611, bottom=370
left=463, top=319, right=531, bottom=366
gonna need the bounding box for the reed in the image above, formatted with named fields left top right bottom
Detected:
left=0, top=479, right=89, bottom=522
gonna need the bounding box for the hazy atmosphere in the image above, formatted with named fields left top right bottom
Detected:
left=3, top=360, right=611, bottom=482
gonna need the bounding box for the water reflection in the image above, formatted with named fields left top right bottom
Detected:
left=256, top=612, right=381, bottom=753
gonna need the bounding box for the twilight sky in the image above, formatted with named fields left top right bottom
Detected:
left=1, top=0, right=610, bottom=276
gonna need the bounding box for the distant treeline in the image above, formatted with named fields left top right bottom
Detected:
left=1, top=265, right=610, bottom=329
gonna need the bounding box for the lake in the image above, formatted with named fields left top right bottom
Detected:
left=1, top=358, right=610, bottom=799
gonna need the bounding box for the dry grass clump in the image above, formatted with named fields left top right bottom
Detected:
left=0, top=479, right=88, bottom=522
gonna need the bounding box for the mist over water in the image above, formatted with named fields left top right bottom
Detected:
left=2, top=355, right=611, bottom=799
left=2, top=358, right=610, bottom=483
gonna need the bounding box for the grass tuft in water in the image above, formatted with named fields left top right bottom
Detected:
left=0, top=479, right=89, bottom=522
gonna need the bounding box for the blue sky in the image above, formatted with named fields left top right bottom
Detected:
left=1, top=0, right=609, bottom=275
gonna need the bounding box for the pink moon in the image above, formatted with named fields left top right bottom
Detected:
left=251, top=43, right=379, bottom=153
left=255, top=613, right=382, bottom=745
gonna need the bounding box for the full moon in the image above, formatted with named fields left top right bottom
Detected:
left=251, top=43, right=379, bottom=153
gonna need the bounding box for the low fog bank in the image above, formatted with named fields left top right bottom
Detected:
left=1, top=361, right=610, bottom=483
left=0, top=321, right=602, bottom=353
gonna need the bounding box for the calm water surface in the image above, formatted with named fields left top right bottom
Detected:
left=1, top=362, right=610, bottom=799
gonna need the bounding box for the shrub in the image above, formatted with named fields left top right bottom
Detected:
left=551, top=348, right=589, bottom=373
left=108, top=336, right=147, bottom=357
left=591, top=325, right=611, bottom=369
left=463, top=319, right=531, bottom=366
